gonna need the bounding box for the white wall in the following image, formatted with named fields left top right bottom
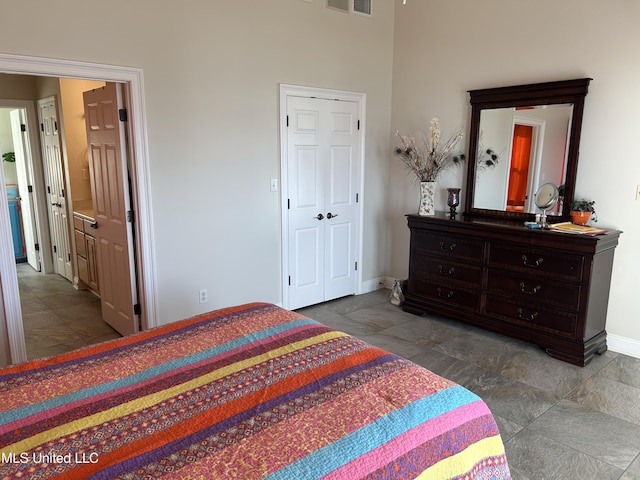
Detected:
left=0, top=1, right=395, bottom=325
left=388, top=0, right=640, bottom=350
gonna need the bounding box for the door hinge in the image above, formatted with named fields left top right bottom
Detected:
left=27, top=185, right=33, bottom=193
left=134, top=303, right=141, bottom=315
left=287, top=199, right=290, bottom=210
left=35, top=243, right=40, bottom=251
left=40, top=123, right=44, bottom=132
left=68, top=253, right=71, bottom=262
left=286, top=115, right=289, bottom=127
left=53, top=245, right=57, bottom=253
left=20, top=123, right=26, bottom=132
left=54, top=121, right=58, bottom=132
left=119, top=108, right=128, bottom=122
left=61, top=188, right=65, bottom=197
left=356, top=193, right=359, bottom=203
left=357, top=120, right=360, bottom=130
left=47, top=185, right=51, bottom=194
left=127, top=210, right=135, bottom=223
left=288, top=276, right=291, bottom=286
left=355, top=261, right=358, bottom=271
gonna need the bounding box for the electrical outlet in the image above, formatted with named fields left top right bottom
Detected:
left=636, top=185, right=640, bottom=201
left=199, top=289, right=208, bottom=304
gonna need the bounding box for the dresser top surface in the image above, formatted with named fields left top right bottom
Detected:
left=407, top=212, right=621, bottom=251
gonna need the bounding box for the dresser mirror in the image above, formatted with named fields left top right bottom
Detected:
left=464, top=78, right=592, bottom=222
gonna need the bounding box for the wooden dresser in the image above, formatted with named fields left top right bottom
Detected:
left=403, top=213, right=621, bottom=366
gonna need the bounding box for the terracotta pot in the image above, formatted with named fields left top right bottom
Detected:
left=570, top=211, right=591, bottom=225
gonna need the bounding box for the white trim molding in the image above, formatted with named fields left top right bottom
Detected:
left=608, top=334, right=640, bottom=360
left=0, top=53, right=158, bottom=364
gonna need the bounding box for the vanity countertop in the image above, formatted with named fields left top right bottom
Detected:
left=74, top=209, right=95, bottom=221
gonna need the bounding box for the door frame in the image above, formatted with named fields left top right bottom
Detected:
left=0, top=53, right=158, bottom=364
left=279, top=84, right=366, bottom=310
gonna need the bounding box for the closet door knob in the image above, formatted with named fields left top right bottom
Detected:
left=315, top=213, right=324, bottom=221
left=326, top=212, right=339, bottom=219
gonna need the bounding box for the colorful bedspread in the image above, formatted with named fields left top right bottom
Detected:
left=0, top=303, right=510, bottom=479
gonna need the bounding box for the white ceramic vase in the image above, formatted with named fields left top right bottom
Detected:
left=419, top=181, right=436, bottom=215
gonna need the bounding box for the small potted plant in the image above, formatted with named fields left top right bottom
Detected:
left=569, top=199, right=597, bottom=225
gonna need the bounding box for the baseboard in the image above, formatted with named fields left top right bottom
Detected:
left=360, top=276, right=407, bottom=291
left=359, top=277, right=388, bottom=294
left=608, top=334, right=640, bottom=360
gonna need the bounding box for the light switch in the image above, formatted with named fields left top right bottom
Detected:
left=270, top=178, right=278, bottom=192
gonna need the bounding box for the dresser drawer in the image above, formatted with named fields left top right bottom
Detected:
left=411, top=231, right=484, bottom=262
left=485, top=295, right=578, bottom=338
left=410, top=277, right=481, bottom=311
left=486, top=270, right=581, bottom=310
left=488, top=243, right=583, bottom=281
left=411, top=254, right=483, bottom=285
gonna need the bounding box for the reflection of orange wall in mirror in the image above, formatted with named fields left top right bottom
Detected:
left=506, top=124, right=533, bottom=211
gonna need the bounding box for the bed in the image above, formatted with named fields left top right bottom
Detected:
left=0, top=302, right=510, bottom=479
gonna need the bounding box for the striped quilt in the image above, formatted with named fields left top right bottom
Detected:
left=0, top=302, right=510, bottom=479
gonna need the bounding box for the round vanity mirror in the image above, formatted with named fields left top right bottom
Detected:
left=535, top=183, right=559, bottom=210
left=534, top=182, right=559, bottom=226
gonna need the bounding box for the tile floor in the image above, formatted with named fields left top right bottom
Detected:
left=17, top=263, right=121, bottom=360
left=15, top=269, right=640, bottom=479
left=298, top=290, right=640, bottom=480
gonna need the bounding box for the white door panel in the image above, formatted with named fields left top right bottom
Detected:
left=290, top=225, right=323, bottom=308
left=10, top=109, right=40, bottom=271
left=38, top=98, right=72, bottom=281
left=286, top=95, right=360, bottom=309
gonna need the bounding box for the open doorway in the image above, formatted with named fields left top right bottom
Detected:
left=0, top=53, right=158, bottom=365
left=1, top=95, right=121, bottom=359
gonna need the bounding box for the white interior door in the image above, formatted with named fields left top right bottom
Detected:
left=84, top=83, right=139, bottom=336
left=286, top=95, right=360, bottom=310
left=38, top=97, right=72, bottom=281
left=9, top=109, right=40, bottom=271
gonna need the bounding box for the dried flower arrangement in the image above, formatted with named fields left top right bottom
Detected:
left=395, top=117, right=465, bottom=182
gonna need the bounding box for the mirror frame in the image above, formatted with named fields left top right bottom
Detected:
left=464, top=78, right=592, bottom=223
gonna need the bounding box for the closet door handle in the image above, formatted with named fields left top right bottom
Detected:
left=326, top=212, right=339, bottom=219
left=315, top=213, right=324, bottom=221
left=90, top=222, right=98, bottom=229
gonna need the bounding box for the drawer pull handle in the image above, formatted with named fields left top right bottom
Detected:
left=438, top=265, right=455, bottom=276
left=439, top=241, right=457, bottom=252
left=522, top=255, right=543, bottom=267
left=519, top=282, right=541, bottom=295
left=436, top=287, right=454, bottom=299
left=517, top=308, right=539, bottom=321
